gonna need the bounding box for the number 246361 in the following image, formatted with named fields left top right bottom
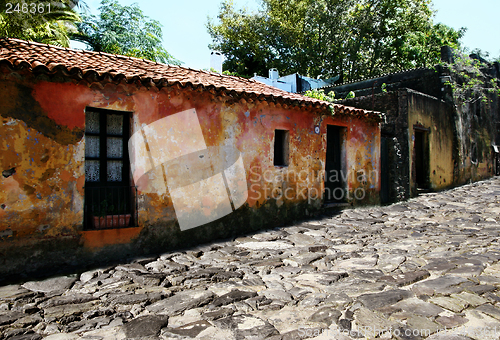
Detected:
left=5, top=2, right=51, bottom=14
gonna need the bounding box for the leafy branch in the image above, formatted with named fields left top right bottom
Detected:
left=442, top=51, right=500, bottom=105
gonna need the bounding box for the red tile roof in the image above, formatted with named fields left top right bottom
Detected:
left=0, top=38, right=380, bottom=120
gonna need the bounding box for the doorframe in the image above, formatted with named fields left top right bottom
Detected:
left=324, top=125, right=347, bottom=203
left=412, top=125, right=430, bottom=193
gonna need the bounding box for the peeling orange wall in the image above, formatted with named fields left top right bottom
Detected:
left=0, top=71, right=380, bottom=254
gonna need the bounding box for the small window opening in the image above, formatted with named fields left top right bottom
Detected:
left=274, top=129, right=289, bottom=166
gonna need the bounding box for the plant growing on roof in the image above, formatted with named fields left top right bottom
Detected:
left=442, top=49, right=500, bottom=106
left=303, top=89, right=335, bottom=102
left=303, top=89, right=336, bottom=115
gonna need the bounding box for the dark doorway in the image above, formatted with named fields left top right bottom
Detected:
left=84, top=107, right=136, bottom=230
left=273, top=129, right=289, bottom=166
left=324, top=125, right=346, bottom=202
left=414, top=129, right=429, bottom=190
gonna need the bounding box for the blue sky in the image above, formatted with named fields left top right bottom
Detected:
left=77, top=0, right=500, bottom=70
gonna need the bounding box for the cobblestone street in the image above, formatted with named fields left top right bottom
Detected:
left=3, top=178, right=500, bottom=339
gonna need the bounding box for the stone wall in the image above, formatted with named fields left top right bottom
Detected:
left=322, top=68, right=443, bottom=100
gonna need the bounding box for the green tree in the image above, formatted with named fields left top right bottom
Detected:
left=72, top=0, right=180, bottom=64
left=208, top=0, right=463, bottom=82
left=0, top=0, right=82, bottom=46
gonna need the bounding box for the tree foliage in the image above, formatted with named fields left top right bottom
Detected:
left=208, top=0, right=464, bottom=82
left=72, top=0, right=180, bottom=64
left=443, top=50, right=500, bottom=105
left=0, top=0, right=82, bottom=46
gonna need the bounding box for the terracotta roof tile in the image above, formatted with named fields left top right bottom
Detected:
left=0, top=38, right=380, bottom=120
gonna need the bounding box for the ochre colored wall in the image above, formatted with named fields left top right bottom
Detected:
left=0, top=70, right=380, bottom=279
left=407, top=91, right=455, bottom=196
left=407, top=90, right=494, bottom=197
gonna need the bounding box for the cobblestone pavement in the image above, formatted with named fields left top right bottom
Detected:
left=3, top=178, right=500, bottom=340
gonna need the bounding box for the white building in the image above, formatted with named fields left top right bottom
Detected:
left=252, top=68, right=339, bottom=93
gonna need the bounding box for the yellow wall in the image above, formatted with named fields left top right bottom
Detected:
left=407, top=91, right=455, bottom=196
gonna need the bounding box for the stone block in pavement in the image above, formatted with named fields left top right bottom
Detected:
left=355, top=307, right=398, bottom=337
left=293, top=272, right=347, bottom=286
left=435, top=315, right=469, bottom=328
left=379, top=270, right=430, bottom=287
left=333, top=256, right=378, bottom=270
left=467, top=284, right=496, bottom=295
left=262, top=306, right=324, bottom=335
left=450, top=292, right=488, bottom=308
left=323, top=292, right=353, bottom=308
left=213, top=314, right=279, bottom=339
left=261, top=289, right=293, bottom=303
left=146, top=289, right=215, bottom=316
left=203, top=307, right=235, bottom=321
left=0, top=285, right=33, bottom=301
left=287, top=233, right=317, bottom=246
left=480, top=262, right=500, bottom=277
left=447, top=266, right=484, bottom=277
left=122, top=315, right=169, bottom=338
left=211, top=290, right=257, bottom=307
left=350, top=269, right=385, bottom=281
left=357, top=289, right=413, bottom=310
left=392, top=298, right=444, bottom=317
left=325, top=278, right=387, bottom=296
left=412, top=276, right=467, bottom=296
left=283, top=253, right=323, bottom=267
left=38, top=293, right=97, bottom=308
left=422, top=259, right=457, bottom=273
left=162, top=320, right=212, bottom=338
left=475, top=304, right=500, bottom=321
left=378, top=254, right=406, bottom=272
left=405, top=314, right=442, bottom=335
left=308, top=307, right=341, bottom=326
left=43, top=301, right=99, bottom=319
left=0, top=311, right=26, bottom=326
left=111, top=292, right=162, bottom=305
left=21, top=276, right=77, bottom=294
left=429, top=296, right=468, bottom=313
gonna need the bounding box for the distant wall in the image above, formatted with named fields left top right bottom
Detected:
left=340, top=86, right=496, bottom=203
left=322, top=68, right=443, bottom=100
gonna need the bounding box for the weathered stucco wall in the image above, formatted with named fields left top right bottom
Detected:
left=452, top=99, right=496, bottom=185
left=407, top=90, right=455, bottom=196
left=0, top=67, right=380, bottom=280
